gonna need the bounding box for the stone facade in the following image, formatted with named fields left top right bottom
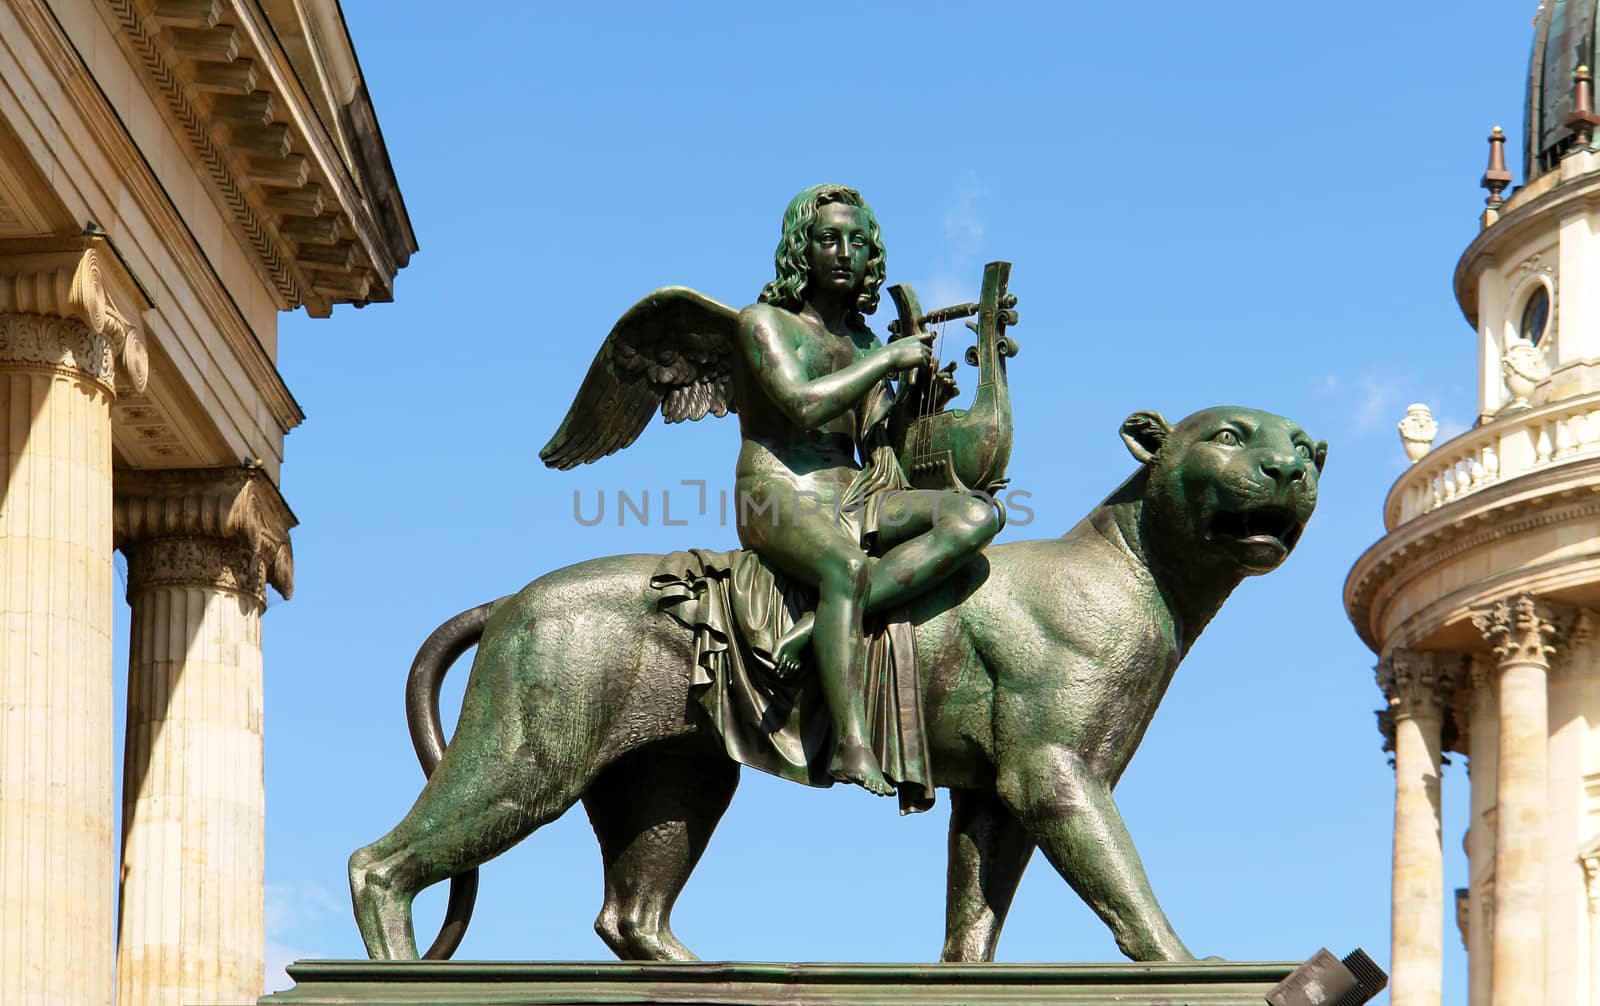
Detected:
left=0, top=2, right=411, bottom=1004
left=1345, top=8, right=1600, bottom=1002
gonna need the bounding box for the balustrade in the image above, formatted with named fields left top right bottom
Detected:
left=1389, top=393, right=1600, bottom=527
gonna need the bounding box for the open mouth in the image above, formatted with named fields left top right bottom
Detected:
left=1208, top=505, right=1304, bottom=553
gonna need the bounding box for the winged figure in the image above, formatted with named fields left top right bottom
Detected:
left=539, top=184, right=1002, bottom=798
left=540, top=288, right=740, bottom=470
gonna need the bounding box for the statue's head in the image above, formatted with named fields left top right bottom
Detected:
left=1120, top=406, right=1327, bottom=578
left=759, top=184, right=886, bottom=316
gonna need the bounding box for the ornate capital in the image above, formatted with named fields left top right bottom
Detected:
left=1555, top=609, right=1598, bottom=680
left=124, top=535, right=264, bottom=603
left=0, top=238, right=151, bottom=393
left=1376, top=707, right=1396, bottom=760
left=1376, top=647, right=1464, bottom=716
left=1471, top=594, right=1565, bottom=667
left=1467, top=654, right=1498, bottom=696
left=114, top=467, right=297, bottom=599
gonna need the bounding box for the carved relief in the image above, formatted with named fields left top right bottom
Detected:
left=1517, top=252, right=1554, bottom=276
left=0, top=314, right=115, bottom=388
left=1585, top=854, right=1600, bottom=916
left=1471, top=595, right=1565, bottom=666
left=1502, top=340, right=1550, bottom=409
left=1376, top=647, right=1465, bottom=716
left=114, top=467, right=296, bottom=599
left=0, top=243, right=150, bottom=393
left=123, top=535, right=265, bottom=603
left=1554, top=609, right=1597, bottom=679
left=1397, top=403, right=1439, bottom=463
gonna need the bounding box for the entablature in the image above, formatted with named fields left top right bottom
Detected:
left=95, top=0, right=414, bottom=317
left=1346, top=449, right=1600, bottom=654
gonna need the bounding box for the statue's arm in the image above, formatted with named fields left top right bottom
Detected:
left=737, top=305, right=913, bottom=431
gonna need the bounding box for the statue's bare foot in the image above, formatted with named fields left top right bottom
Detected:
left=772, top=613, right=814, bottom=676
left=830, top=738, right=894, bottom=797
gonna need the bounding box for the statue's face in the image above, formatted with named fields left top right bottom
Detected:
left=805, top=202, right=870, bottom=300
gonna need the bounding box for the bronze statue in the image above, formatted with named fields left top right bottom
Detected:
left=347, top=186, right=1326, bottom=964
left=541, top=184, right=1005, bottom=800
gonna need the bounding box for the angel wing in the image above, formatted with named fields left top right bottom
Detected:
left=539, top=286, right=740, bottom=470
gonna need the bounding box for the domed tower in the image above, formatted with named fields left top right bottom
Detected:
left=1345, top=5, right=1600, bottom=1006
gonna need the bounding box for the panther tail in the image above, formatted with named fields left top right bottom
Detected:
left=402, top=600, right=496, bottom=960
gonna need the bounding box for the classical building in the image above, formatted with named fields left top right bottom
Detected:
left=1345, top=4, right=1600, bottom=1005
left=0, top=2, right=411, bottom=1004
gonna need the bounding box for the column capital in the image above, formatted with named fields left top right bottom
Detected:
left=1376, top=707, right=1396, bottom=759
left=1471, top=594, right=1567, bottom=667
left=0, top=237, right=152, bottom=394
left=1467, top=654, right=1498, bottom=694
left=114, top=467, right=297, bottom=601
left=1554, top=608, right=1599, bottom=680
left=1377, top=647, right=1465, bottom=716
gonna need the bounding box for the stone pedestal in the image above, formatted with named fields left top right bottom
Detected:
left=259, top=960, right=1302, bottom=1006
left=0, top=242, right=148, bottom=1006
left=114, top=469, right=295, bottom=1006
left=1472, top=595, right=1563, bottom=1006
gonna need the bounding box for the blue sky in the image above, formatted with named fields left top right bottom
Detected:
left=109, top=2, right=1550, bottom=1001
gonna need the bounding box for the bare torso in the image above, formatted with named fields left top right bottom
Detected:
left=731, top=300, right=883, bottom=517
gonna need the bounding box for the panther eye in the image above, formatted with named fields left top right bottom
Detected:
left=1212, top=429, right=1241, bottom=447
left=1294, top=442, right=1313, bottom=460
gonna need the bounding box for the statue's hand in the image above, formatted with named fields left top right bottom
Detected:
left=931, top=361, right=960, bottom=408
left=885, top=331, right=935, bottom=373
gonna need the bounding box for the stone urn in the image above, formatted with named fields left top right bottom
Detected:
left=1502, top=338, right=1549, bottom=410
left=1397, top=403, right=1438, bottom=462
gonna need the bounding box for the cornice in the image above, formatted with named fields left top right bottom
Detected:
left=1345, top=454, right=1600, bottom=652
left=1455, top=163, right=1600, bottom=330
left=6, top=0, right=303, bottom=432
left=113, top=465, right=296, bottom=597
left=94, top=0, right=410, bottom=313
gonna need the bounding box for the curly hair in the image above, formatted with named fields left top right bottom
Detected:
left=758, top=184, right=886, bottom=316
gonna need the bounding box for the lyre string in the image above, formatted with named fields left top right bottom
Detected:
left=914, top=319, right=947, bottom=467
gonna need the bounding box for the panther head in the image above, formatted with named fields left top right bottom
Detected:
left=1121, top=406, right=1326, bottom=577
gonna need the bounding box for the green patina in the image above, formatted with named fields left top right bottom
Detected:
left=345, top=188, right=1326, bottom=967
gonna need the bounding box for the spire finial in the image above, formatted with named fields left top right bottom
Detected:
left=1566, top=65, right=1600, bottom=152
left=1482, top=126, right=1513, bottom=207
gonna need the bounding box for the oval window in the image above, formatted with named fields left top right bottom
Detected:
left=1521, top=285, right=1550, bottom=345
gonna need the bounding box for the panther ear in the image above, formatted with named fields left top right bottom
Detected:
left=1120, top=411, right=1171, bottom=465
left=1312, top=440, right=1329, bottom=473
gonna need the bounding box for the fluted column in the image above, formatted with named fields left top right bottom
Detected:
left=114, top=469, right=295, bottom=1006
left=1574, top=844, right=1600, bottom=1004
left=1464, top=656, right=1498, bottom=1006
left=0, top=240, right=149, bottom=1006
left=1473, top=595, right=1565, bottom=1006
left=1380, top=648, right=1461, bottom=1006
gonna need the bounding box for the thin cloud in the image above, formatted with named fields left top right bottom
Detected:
left=913, top=172, right=991, bottom=326
left=264, top=881, right=339, bottom=991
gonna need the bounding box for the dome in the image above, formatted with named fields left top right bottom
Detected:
left=1527, top=0, right=1600, bottom=179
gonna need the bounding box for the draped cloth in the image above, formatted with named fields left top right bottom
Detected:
left=651, top=547, right=935, bottom=815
